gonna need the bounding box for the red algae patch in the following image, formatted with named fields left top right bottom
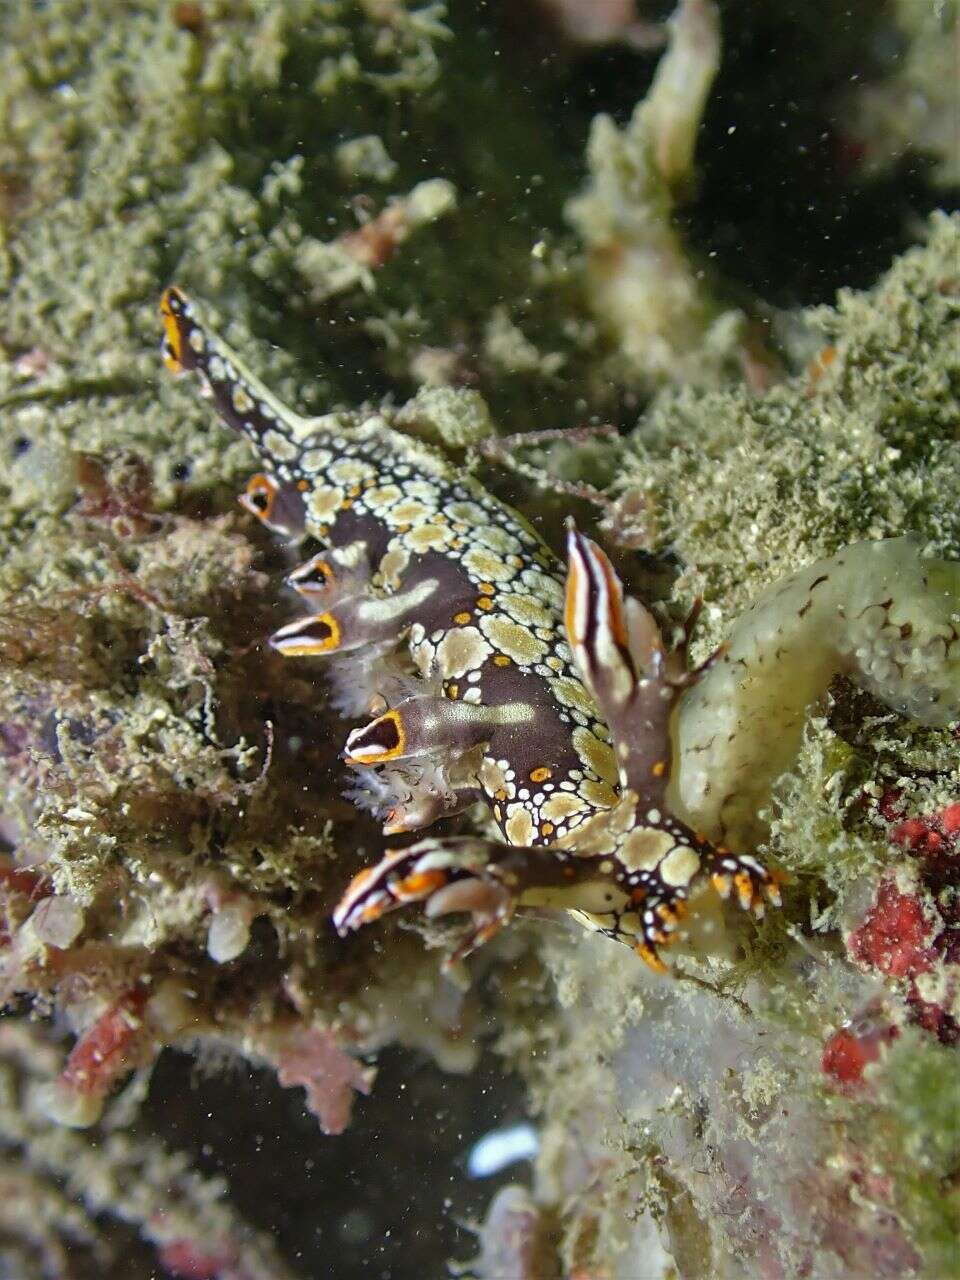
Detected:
left=849, top=880, right=934, bottom=979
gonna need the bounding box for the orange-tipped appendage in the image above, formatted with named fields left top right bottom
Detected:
left=635, top=942, right=667, bottom=974
left=393, top=869, right=448, bottom=901
left=160, top=287, right=186, bottom=372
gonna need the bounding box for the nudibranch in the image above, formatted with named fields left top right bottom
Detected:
left=159, top=286, right=958, bottom=972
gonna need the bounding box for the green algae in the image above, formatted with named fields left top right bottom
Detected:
left=617, top=211, right=960, bottom=641
left=0, top=1, right=958, bottom=1276
left=0, top=0, right=478, bottom=950
left=870, top=1035, right=960, bottom=1277
left=526, top=215, right=960, bottom=1279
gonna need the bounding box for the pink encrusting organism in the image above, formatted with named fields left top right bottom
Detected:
left=822, top=794, right=960, bottom=1085
left=849, top=795, right=960, bottom=1047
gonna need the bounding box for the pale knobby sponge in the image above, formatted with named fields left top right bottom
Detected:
left=394, top=383, right=496, bottom=448
left=670, top=538, right=960, bottom=847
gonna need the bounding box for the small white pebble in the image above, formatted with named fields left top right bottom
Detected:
left=29, top=897, right=84, bottom=949
left=146, top=978, right=198, bottom=1035
left=207, top=904, right=253, bottom=963
left=35, top=1079, right=103, bottom=1129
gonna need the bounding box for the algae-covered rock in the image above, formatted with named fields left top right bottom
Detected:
left=0, top=0, right=958, bottom=1277
left=613, top=211, right=960, bottom=635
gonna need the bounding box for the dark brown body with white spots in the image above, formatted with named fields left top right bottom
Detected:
left=161, top=286, right=780, bottom=971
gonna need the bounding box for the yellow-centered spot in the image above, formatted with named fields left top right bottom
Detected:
left=712, top=872, right=732, bottom=898
left=735, top=871, right=755, bottom=907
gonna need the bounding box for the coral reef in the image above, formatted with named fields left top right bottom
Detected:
left=0, top=0, right=957, bottom=1276
left=564, top=0, right=746, bottom=390
left=612, top=210, right=960, bottom=622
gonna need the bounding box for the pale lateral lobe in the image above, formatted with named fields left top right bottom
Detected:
left=160, top=285, right=783, bottom=972
left=671, top=539, right=960, bottom=849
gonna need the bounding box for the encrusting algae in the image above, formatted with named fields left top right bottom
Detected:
left=0, top=0, right=958, bottom=1276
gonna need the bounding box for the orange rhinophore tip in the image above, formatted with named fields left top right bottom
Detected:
left=346, top=866, right=378, bottom=895
left=764, top=878, right=784, bottom=908
left=359, top=900, right=390, bottom=925
left=734, top=870, right=756, bottom=910
left=160, top=285, right=188, bottom=373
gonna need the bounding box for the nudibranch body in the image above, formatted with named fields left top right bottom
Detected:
left=161, top=285, right=781, bottom=970
left=159, top=288, right=957, bottom=976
